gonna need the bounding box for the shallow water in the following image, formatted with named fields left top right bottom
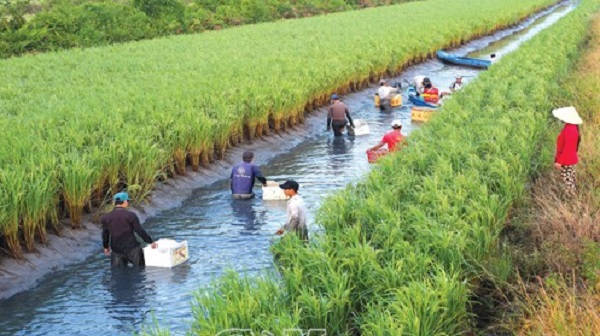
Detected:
left=0, top=3, right=574, bottom=335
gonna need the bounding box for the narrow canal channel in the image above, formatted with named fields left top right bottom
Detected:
left=0, top=3, right=575, bottom=335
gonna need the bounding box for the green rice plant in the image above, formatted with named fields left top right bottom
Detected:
left=1, top=0, right=559, bottom=257
left=21, top=166, right=56, bottom=251
left=0, top=169, right=24, bottom=258
left=59, top=153, right=97, bottom=228
left=190, top=271, right=300, bottom=335
left=167, top=0, right=600, bottom=334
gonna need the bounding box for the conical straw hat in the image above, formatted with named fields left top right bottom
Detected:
left=552, top=106, right=583, bottom=125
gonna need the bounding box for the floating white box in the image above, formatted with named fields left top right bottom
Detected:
left=143, top=239, right=189, bottom=268
left=262, top=181, right=289, bottom=201
left=348, top=119, right=370, bottom=136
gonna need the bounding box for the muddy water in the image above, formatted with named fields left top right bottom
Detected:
left=0, top=3, right=574, bottom=335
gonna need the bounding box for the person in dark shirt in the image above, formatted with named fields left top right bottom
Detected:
left=231, top=151, right=267, bottom=199
left=101, top=192, right=157, bottom=268
left=327, top=94, right=354, bottom=136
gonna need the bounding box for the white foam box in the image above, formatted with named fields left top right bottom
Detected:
left=143, top=238, right=189, bottom=268
left=350, top=119, right=370, bottom=136
left=262, top=181, right=289, bottom=201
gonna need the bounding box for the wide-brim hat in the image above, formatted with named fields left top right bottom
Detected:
left=552, top=106, right=583, bottom=125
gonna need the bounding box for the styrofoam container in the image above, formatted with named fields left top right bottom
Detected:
left=347, top=119, right=370, bottom=136
left=143, top=238, right=189, bottom=268
left=262, top=181, right=288, bottom=201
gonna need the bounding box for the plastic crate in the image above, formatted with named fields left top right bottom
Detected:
left=143, top=239, right=189, bottom=268
left=366, top=149, right=389, bottom=163
left=411, top=107, right=436, bottom=123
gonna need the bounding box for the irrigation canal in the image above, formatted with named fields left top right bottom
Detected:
left=0, top=3, right=575, bottom=335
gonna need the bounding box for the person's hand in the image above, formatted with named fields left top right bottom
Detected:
left=263, top=183, right=267, bottom=187
left=554, top=163, right=562, bottom=170
left=151, top=242, right=158, bottom=249
left=326, top=126, right=331, bottom=131
left=103, top=248, right=110, bottom=256
left=275, top=228, right=285, bottom=235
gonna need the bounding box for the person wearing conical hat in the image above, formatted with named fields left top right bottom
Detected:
left=552, top=106, right=583, bottom=196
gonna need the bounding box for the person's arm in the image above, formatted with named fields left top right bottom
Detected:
left=369, top=142, right=385, bottom=152
left=284, top=201, right=300, bottom=232
left=131, top=214, right=155, bottom=247
left=253, top=165, right=267, bottom=185
left=345, top=107, right=354, bottom=127
left=230, top=169, right=234, bottom=193
left=102, top=219, right=110, bottom=255
left=554, top=131, right=565, bottom=169
left=326, top=107, right=332, bottom=130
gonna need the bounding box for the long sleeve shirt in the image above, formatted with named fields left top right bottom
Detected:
left=101, top=207, right=153, bottom=254
left=327, top=102, right=354, bottom=128
left=555, top=124, right=580, bottom=166
left=283, top=195, right=307, bottom=233
left=377, top=86, right=399, bottom=100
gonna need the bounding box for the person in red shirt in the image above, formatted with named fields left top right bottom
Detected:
left=369, top=119, right=404, bottom=152
left=552, top=106, right=583, bottom=196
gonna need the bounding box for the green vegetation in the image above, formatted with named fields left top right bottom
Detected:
left=498, top=13, right=600, bottom=335
left=171, top=0, right=600, bottom=334
left=0, top=0, right=417, bottom=58
left=0, top=0, right=556, bottom=259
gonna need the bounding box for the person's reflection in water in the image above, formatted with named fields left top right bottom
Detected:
left=104, top=268, right=156, bottom=334
left=230, top=198, right=260, bottom=232
left=327, top=136, right=355, bottom=172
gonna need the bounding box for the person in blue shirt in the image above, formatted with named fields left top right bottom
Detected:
left=231, top=151, right=267, bottom=199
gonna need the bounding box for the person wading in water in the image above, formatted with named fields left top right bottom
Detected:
left=275, top=180, right=308, bottom=242
left=101, top=192, right=157, bottom=268
left=231, top=151, right=267, bottom=199
left=368, top=119, right=405, bottom=153
left=327, top=94, right=354, bottom=136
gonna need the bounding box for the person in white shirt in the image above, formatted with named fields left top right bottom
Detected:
left=377, top=79, right=399, bottom=110
left=377, top=79, right=399, bottom=100
left=413, top=75, right=426, bottom=93
left=275, top=180, right=308, bottom=241
left=450, top=76, right=463, bottom=92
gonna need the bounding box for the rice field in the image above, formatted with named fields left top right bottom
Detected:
left=0, top=0, right=558, bottom=258
left=165, top=0, right=600, bottom=334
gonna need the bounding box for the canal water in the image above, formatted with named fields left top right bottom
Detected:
left=0, top=3, right=574, bottom=335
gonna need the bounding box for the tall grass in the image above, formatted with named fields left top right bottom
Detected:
left=175, top=0, right=600, bottom=334
left=0, top=0, right=557, bottom=256
left=507, top=12, right=600, bottom=335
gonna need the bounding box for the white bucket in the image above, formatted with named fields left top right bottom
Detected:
left=143, top=238, right=189, bottom=268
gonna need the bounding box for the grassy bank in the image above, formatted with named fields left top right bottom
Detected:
left=165, top=1, right=600, bottom=335
left=499, top=13, right=600, bottom=336
left=0, top=0, right=557, bottom=258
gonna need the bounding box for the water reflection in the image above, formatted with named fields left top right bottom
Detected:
left=230, top=198, right=260, bottom=230
left=104, top=268, right=156, bottom=334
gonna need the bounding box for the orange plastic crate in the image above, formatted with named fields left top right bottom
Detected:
left=366, top=149, right=389, bottom=163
